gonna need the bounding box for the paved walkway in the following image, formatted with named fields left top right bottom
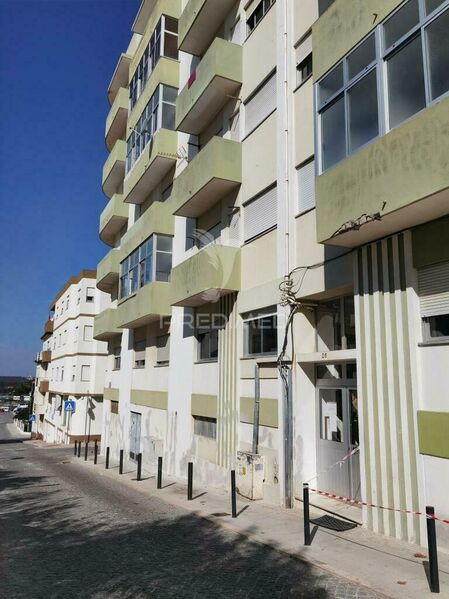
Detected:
left=75, top=444, right=449, bottom=599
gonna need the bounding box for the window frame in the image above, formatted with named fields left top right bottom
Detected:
left=422, top=314, right=449, bottom=343
left=193, top=415, right=217, bottom=439
left=243, top=310, right=278, bottom=358
left=315, top=0, right=449, bottom=174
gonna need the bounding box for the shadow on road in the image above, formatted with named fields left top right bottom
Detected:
left=0, top=463, right=334, bottom=598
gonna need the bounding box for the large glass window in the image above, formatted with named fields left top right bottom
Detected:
left=193, top=416, right=217, bottom=439
left=316, top=1, right=449, bottom=172
left=129, top=15, right=178, bottom=112
left=247, top=0, right=275, bottom=35
left=119, top=234, right=172, bottom=299
left=126, top=84, right=177, bottom=173
left=244, top=312, right=278, bottom=356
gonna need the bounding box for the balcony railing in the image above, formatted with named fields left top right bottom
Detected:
left=99, top=194, right=128, bottom=247
left=102, top=140, right=126, bottom=199
left=105, top=87, right=128, bottom=151
left=178, top=0, right=237, bottom=56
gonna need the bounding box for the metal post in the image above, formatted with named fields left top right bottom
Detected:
left=137, top=453, right=142, bottom=481
left=426, top=506, right=440, bottom=593
left=303, top=483, right=311, bottom=546
left=105, top=446, right=110, bottom=470
left=252, top=364, right=260, bottom=454
left=187, top=462, right=193, bottom=500
left=94, top=441, right=98, bottom=465
left=84, top=442, right=88, bottom=461
left=77, top=441, right=81, bottom=458
left=231, top=470, right=237, bottom=518
left=157, top=456, right=163, bottom=489
left=74, top=440, right=77, bottom=456
left=283, top=366, right=293, bottom=508
left=119, top=449, right=124, bottom=475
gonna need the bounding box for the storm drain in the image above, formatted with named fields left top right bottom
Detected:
left=310, top=515, right=357, bottom=532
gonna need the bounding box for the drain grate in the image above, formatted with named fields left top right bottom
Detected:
left=310, top=514, right=357, bottom=532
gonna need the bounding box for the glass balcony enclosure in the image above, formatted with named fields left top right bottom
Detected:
left=129, top=15, right=178, bottom=112
left=316, top=0, right=449, bottom=172
left=126, top=84, right=177, bottom=174
left=119, top=233, right=172, bottom=299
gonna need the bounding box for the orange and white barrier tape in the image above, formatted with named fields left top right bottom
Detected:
left=304, top=445, right=360, bottom=485
left=308, top=487, right=449, bottom=525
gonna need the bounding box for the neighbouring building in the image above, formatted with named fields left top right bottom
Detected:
left=95, top=0, right=449, bottom=550
left=33, top=270, right=109, bottom=444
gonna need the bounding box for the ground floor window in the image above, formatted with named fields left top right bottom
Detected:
left=193, top=416, right=217, bottom=439
left=243, top=310, right=278, bottom=357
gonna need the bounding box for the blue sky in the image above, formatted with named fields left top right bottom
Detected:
left=0, top=0, right=140, bottom=375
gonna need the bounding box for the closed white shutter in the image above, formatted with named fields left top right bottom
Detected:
left=245, top=72, right=277, bottom=135
left=297, top=159, right=315, bottom=214
left=244, top=185, right=277, bottom=242
left=418, top=262, right=449, bottom=317
left=156, top=334, right=170, bottom=363
left=296, top=34, right=312, bottom=65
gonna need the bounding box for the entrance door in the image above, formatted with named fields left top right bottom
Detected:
left=129, top=412, right=141, bottom=461
left=317, top=386, right=360, bottom=499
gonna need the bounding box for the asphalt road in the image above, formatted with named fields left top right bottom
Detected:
left=0, top=414, right=383, bottom=599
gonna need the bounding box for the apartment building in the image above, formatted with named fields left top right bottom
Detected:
left=96, top=0, right=449, bottom=550
left=33, top=270, right=109, bottom=444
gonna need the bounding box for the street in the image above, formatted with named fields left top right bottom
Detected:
left=0, top=414, right=383, bottom=599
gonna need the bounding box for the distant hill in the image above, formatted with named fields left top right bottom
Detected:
left=0, top=376, right=33, bottom=395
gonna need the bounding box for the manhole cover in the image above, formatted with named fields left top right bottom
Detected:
left=310, top=515, right=357, bottom=532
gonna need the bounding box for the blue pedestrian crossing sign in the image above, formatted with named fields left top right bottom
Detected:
left=29, top=414, right=36, bottom=422
left=64, top=400, right=76, bottom=413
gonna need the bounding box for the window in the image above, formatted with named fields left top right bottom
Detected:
left=129, top=16, right=178, bottom=112
left=113, top=345, right=121, bottom=370
left=120, top=234, right=172, bottom=299
left=134, top=338, right=146, bottom=369
left=244, top=312, right=278, bottom=356
left=77, top=288, right=81, bottom=304
left=193, top=416, right=217, bottom=439
left=83, top=325, right=93, bottom=341
left=71, top=365, right=76, bottom=382
left=418, top=261, right=449, bottom=342
left=247, top=0, right=275, bottom=35
left=156, top=334, right=170, bottom=365
left=74, top=326, right=78, bottom=342
left=86, top=287, right=95, bottom=302
left=296, top=159, right=315, bottom=214
left=296, top=34, right=313, bottom=87
left=244, top=72, right=276, bottom=135
left=66, top=295, right=69, bottom=311
left=195, top=222, right=221, bottom=249
left=60, top=367, right=64, bottom=382
left=197, top=324, right=218, bottom=361
left=316, top=1, right=449, bottom=172
left=81, top=365, right=91, bottom=382
left=126, top=85, right=177, bottom=173
left=111, top=401, right=119, bottom=414
left=244, top=184, right=277, bottom=242
left=315, top=295, right=356, bottom=352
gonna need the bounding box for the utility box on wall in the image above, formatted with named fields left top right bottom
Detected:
left=236, top=451, right=265, bottom=500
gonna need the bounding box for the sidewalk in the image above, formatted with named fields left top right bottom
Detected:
left=68, top=446, right=449, bottom=599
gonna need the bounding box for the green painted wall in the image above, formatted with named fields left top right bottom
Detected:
left=316, top=96, right=449, bottom=243
left=178, top=0, right=206, bottom=48
left=116, top=281, right=172, bottom=328
left=93, top=308, right=121, bottom=341
left=120, top=201, right=174, bottom=258
left=131, top=389, right=168, bottom=410
left=104, top=387, right=119, bottom=401
left=240, top=396, right=278, bottom=429
left=313, top=0, right=402, bottom=80
left=99, top=194, right=128, bottom=240
left=417, top=411, right=449, bottom=459
left=102, top=139, right=126, bottom=186
left=191, top=394, right=217, bottom=418
left=412, top=216, right=449, bottom=269
left=97, top=249, right=120, bottom=286
left=105, top=87, right=128, bottom=138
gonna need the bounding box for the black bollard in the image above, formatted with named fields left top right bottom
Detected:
left=94, top=440, right=98, bottom=465
left=84, top=442, right=88, bottom=461
left=74, top=440, right=78, bottom=456
left=137, top=453, right=142, bottom=481
left=105, top=446, right=110, bottom=470
left=119, top=449, right=124, bottom=475
left=77, top=441, right=81, bottom=458
left=231, top=470, right=237, bottom=518
left=303, top=483, right=311, bottom=546
left=426, top=506, right=440, bottom=593
left=187, top=462, right=193, bottom=500
left=157, top=456, right=163, bottom=489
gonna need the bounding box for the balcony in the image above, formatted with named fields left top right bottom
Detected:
left=40, top=319, right=53, bottom=340
left=41, top=350, right=52, bottom=364
left=102, top=139, right=126, bottom=199
left=124, top=129, right=178, bottom=205
left=39, top=380, right=49, bottom=394
left=105, top=87, right=128, bottom=151
left=131, top=0, right=158, bottom=34
left=178, top=0, right=237, bottom=56
left=316, top=96, right=449, bottom=247
left=172, top=137, right=241, bottom=218
left=176, top=38, right=242, bottom=135
left=99, top=194, right=129, bottom=247
left=171, top=244, right=240, bottom=307
left=116, top=282, right=172, bottom=328
left=97, top=249, right=120, bottom=293
left=107, top=53, right=132, bottom=106
left=93, top=308, right=121, bottom=341
left=120, top=201, right=174, bottom=258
